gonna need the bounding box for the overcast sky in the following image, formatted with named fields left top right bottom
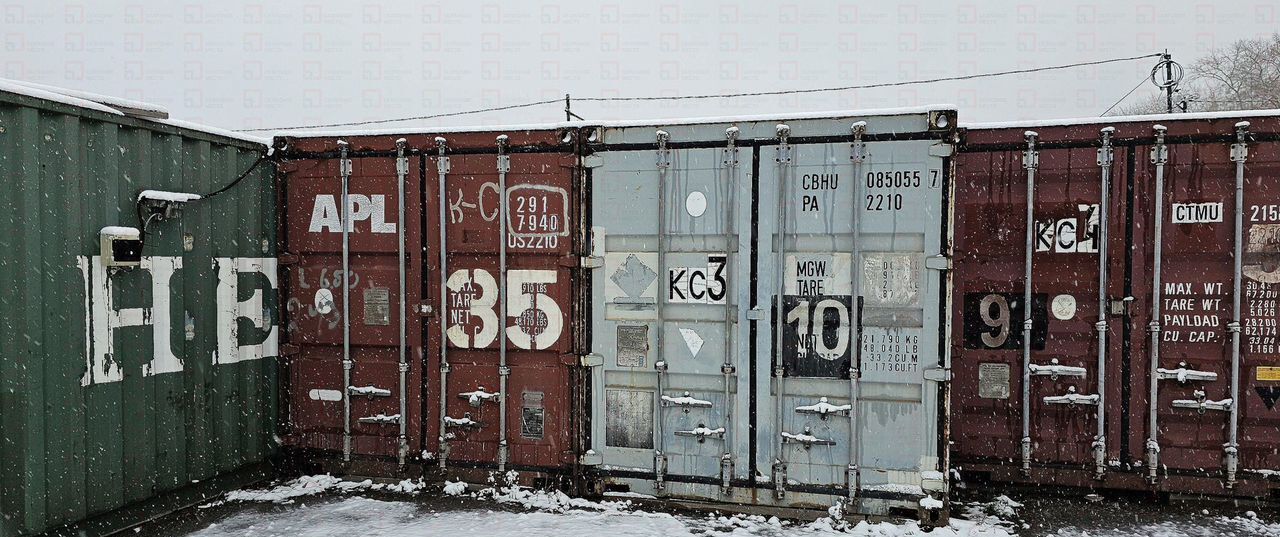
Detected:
left=4, top=1, right=1278, bottom=132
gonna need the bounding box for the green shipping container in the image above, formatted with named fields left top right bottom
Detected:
left=0, top=84, right=278, bottom=537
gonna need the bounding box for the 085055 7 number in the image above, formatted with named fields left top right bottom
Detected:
left=865, top=170, right=920, bottom=188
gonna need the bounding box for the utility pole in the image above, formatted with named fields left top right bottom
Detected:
left=1163, top=51, right=1174, bottom=114
left=563, top=94, right=584, bottom=121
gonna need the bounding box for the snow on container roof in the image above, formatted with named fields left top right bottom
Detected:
left=0, top=77, right=269, bottom=147
left=963, top=108, right=1280, bottom=130
left=3, top=78, right=169, bottom=119
left=275, top=104, right=957, bottom=139
left=0, top=78, right=123, bottom=116
left=588, top=104, right=956, bottom=128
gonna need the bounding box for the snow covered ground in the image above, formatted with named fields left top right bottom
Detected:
left=136, top=475, right=1279, bottom=537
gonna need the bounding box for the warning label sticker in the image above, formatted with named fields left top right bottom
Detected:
left=862, top=253, right=920, bottom=307
left=1258, top=366, right=1280, bottom=381
left=978, top=363, right=1011, bottom=399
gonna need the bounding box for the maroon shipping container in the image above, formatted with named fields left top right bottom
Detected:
left=276, top=127, right=588, bottom=482
left=952, top=111, right=1280, bottom=497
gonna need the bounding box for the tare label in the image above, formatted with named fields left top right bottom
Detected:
left=668, top=255, right=728, bottom=304
left=785, top=253, right=852, bottom=295
left=781, top=253, right=854, bottom=378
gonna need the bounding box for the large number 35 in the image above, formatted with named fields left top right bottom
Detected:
left=445, top=268, right=563, bottom=350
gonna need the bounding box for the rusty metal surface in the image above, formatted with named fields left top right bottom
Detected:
left=953, top=114, right=1280, bottom=497
left=277, top=128, right=583, bottom=475
left=281, top=154, right=424, bottom=458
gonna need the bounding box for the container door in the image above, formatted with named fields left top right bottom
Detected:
left=757, top=135, right=948, bottom=505
left=1018, top=134, right=1128, bottom=474
left=429, top=147, right=579, bottom=471
left=1139, top=123, right=1280, bottom=487
left=589, top=131, right=750, bottom=499
left=283, top=152, right=423, bottom=461
left=952, top=132, right=1130, bottom=481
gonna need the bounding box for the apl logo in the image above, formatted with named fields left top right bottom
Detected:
left=1035, top=204, right=1100, bottom=253
left=309, top=194, right=397, bottom=233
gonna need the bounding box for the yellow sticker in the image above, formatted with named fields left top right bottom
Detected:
left=1258, top=367, right=1280, bottom=381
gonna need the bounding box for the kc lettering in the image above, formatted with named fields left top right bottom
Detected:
left=1035, top=204, right=1099, bottom=253
left=668, top=255, right=728, bottom=304
left=308, top=194, right=397, bottom=233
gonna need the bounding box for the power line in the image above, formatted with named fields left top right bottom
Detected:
left=243, top=52, right=1163, bottom=131
left=238, top=98, right=563, bottom=132
left=1099, top=75, right=1153, bottom=116
left=576, top=53, right=1164, bottom=102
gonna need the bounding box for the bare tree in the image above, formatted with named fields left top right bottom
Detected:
left=1110, top=34, right=1280, bottom=116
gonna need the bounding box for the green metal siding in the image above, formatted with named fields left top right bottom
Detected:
left=0, top=90, right=278, bottom=537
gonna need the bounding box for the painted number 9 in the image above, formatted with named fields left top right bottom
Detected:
left=979, top=293, right=1010, bottom=348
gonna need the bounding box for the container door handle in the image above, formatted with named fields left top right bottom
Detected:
left=1041, top=386, right=1100, bottom=406
left=780, top=427, right=836, bottom=449
left=673, top=424, right=726, bottom=443
left=794, top=397, right=851, bottom=420
left=1028, top=359, right=1087, bottom=380
left=660, top=392, right=713, bottom=411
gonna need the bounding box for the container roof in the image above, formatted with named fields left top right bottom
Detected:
left=275, top=104, right=957, bottom=139
left=962, top=108, right=1280, bottom=130
left=0, top=77, right=268, bottom=146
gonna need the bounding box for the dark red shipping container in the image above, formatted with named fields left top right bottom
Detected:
left=952, top=111, right=1280, bottom=497
left=275, top=127, right=588, bottom=483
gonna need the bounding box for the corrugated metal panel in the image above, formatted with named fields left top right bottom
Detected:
left=0, top=89, right=278, bottom=537
left=952, top=115, right=1280, bottom=497
left=586, top=110, right=955, bottom=520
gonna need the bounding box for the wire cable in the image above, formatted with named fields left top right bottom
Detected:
left=577, top=53, right=1164, bottom=102
left=241, top=53, right=1162, bottom=131
left=238, top=98, right=563, bottom=132
left=201, top=155, right=268, bottom=199
left=1100, top=75, right=1155, bottom=116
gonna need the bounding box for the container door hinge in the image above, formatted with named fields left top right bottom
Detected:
left=923, top=367, right=951, bottom=382
left=924, top=255, right=951, bottom=271
left=580, top=255, right=604, bottom=268
left=418, top=302, right=434, bottom=317
left=581, top=154, right=604, bottom=168
left=279, top=343, right=301, bottom=356
left=746, top=307, right=765, bottom=321
left=579, top=449, right=603, bottom=466
left=278, top=252, right=299, bottom=266
left=558, top=254, right=580, bottom=267
left=929, top=143, right=955, bottom=157
left=580, top=353, right=604, bottom=367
